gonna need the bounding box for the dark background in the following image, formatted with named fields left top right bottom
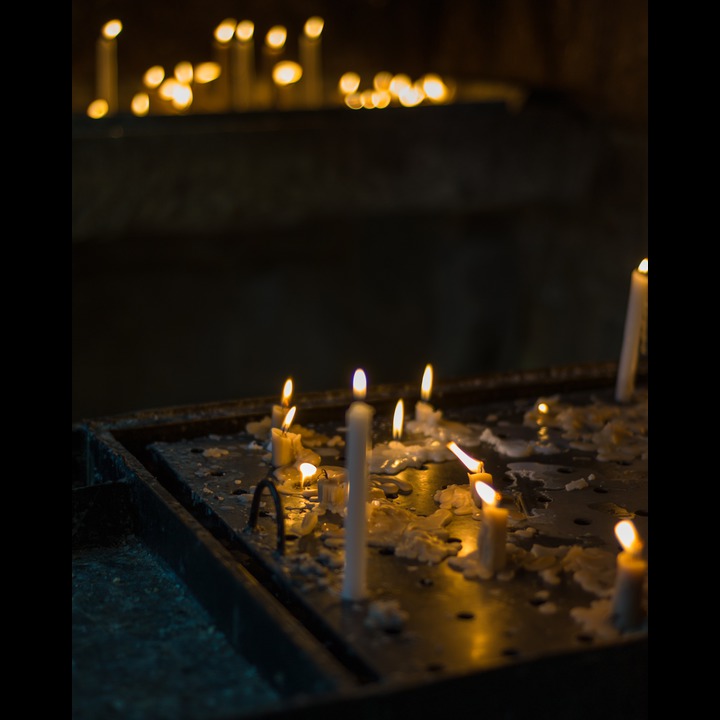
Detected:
left=71, top=0, right=648, bottom=422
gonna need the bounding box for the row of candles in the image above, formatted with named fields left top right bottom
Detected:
left=269, top=343, right=647, bottom=631
left=88, top=17, right=455, bottom=119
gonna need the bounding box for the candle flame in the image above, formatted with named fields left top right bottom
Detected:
left=304, top=17, right=324, bottom=39
left=281, top=405, right=297, bottom=432
left=389, top=73, right=412, bottom=99
left=273, top=61, right=302, bottom=86
left=373, top=71, right=393, bottom=91
left=266, top=25, right=287, bottom=50
left=422, top=74, right=448, bottom=102
left=281, top=378, right=293, bottom=407
left=102, top=20, right=122, bottom=40
left=615, top=520, right=643, bottom=554
left=638, top=258, right=648, bottom=274
left=537, top=402, right=549, bottom=415
left=475, top=480, right=498, bottom=506
left=421, top=363, right=433, bottom=402
left=446, top=441, right=483, bottom=473
left=194, top=62, right=221, bottom=84
left=87, top=99, right=109, bottom=119
left=393, top=399, right=404, bottom=439
left=144, top=66, right=165, bottom=89
left=236, top=20, right=254, bottom=42
left=215, top=19, right=237, bottom=44
left=352, top=369, right=367, bottom=400
left=399, top=84, right=425, bottom=107
left=299, top=462, right=316, bottom=488
left=339, top=72, right=360, bottom=95
left=130, top=93, right=150, bottom=116
left=174, top=61, right=194, bottom=84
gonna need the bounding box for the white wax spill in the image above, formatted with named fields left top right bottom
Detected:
left=203, top=447, right=230, bottom=458
left=365, top=599, right=409, bottom=631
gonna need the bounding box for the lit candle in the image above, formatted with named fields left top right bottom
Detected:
left=615, top=258, right=648, bottom=403
left=96, top=19, right=122, bottom=115
left=213, top=18, right=236, bottom=112
left=393, top=399, right=404, bottom=440
left=415, top=363, right=442, bottom=425
left=271, top=377, right=293, bottom=428
left=475, top=480, right=508, bottom=576
left=270, top=406, right=302, bottom=467
left=610, top=520, right=647, bottom=632
left=298, top=16, right=324, bottom=108
left=259, top=25, right=287, bottom=109
left=342, top=369, right=374, bottom=602
left=232, top=20, right=255, bottom=111
left=192, top=61, right=221, bottom=114
left=272, top=61, right=303, bottom=110
left=446, top=441, right=493, bottom=506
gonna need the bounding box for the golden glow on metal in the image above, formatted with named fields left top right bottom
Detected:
left=102, top=20, right=122, bottom=40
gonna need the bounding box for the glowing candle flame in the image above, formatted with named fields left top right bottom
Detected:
left=421, top=364, right=433, bottom=402
left=373, top=71, right=393, bottom=91
left=615, top=520, right=643, bottom=555
left=339, top=72, right=360, bottom=95
left=130, top=93, right=150, bottom=116
left=273, top=61, right=302, bottom=86
left=215, top=18, right=237, bottom=44
left=281, top=378, right=293, bottom=407
left=174, top=61, right=193, bottom=84
left=299, top=462, right=316, bottom=488
left=266, top=25, right=287, bottom=50
left=87, top=99, right=109, bottom=119
left=194, top=62, right=220, bottom=84
left=638, top=258, right=648, bottom=274
left=304, top=16, right=324, bottom=39
left=422, top=74, right=448, bottom=102
left=144, top=65, right=165, bottom=89
left=352, top=369, right=367, bottom=400
left=475, top=480, right=498, bottom=506
left=236, top=20, right=254, bottom=42
left=281, top=405, right=297, bottom=433
left=537, top=402, right=549, bottom=415
left=102, top=20, right=122, bottom=40
left=399, top=84, right=424, bottom=107
left=170, top=83, right=193, bottom=110
left=446, top=441, right=484, bottom=473
left=393, top=399, right=404, bottom=440
left=389, top=74, right=411, bottom=98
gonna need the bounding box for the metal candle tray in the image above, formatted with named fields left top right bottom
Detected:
left=72, top=362, right=648, bottom=719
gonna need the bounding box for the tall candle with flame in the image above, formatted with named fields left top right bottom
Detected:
left=610, top=520, right=647, bottom=632
left=415, top=363, right=442, bottom=425
left=476, top=480, right=508, bottom=576
left=212, top=18, right=236, bottom=112
left=299, top=16, right=324, bottom=108
left=96, top=19, right=122, bottom=115
left=270, top=406, right=302, bottom=467
left=615, top=258, right=648, bottom=403
left=342, top=369, right=374, bottom=601
left=232, top=20, right=255, bottom=111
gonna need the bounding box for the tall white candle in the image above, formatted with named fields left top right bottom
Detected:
left=342, top=369, right=374, bottom=602
left=610, top=520, right=647, bottom=632
left=232, top=20, right=255, bottom=111
left=96, top=19, right=122, bottom=115
left=476, top=481, right=508, bottom=576
left=298, top=16, right=324, bottom=108
left=615, top=258, right=648, bottom=403
left=259, top=25, right=287, bottom=109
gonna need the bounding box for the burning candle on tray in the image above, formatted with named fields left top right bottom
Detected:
left=212, top=18, right=236, bottom=112
left=272, top=377, right=294, bottom=428
left=299, top=16, right=324, bottom=108
left=615, top=258, right=648, bottom=403
left=415, top=363, right=442, bottom=425
left=447, top=441, right=493, bottom=506
left=475, top=480, right=508, bottom=576
left=611, top=520, right=647, bottom=632
left=259, top=25, right=286, bottom=109
left=270, top=405, right=302, bottom=467
left=96, top=19, right=122, bottom=115
left=232, top=20, right=255, bottom=111
left=342, top=368, right=374, bottom=602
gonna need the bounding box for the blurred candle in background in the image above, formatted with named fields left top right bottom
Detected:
left=213, top=18, right=236, bottom=112
left=96, top=19, right=122, bottom=115
left=273, top=61, right=302, bottom=110
left=610, top=520, right=647, bottom=632
left=259, top=25, right=287, bottom=109
left=615, top=258, right=648, bottom=403
left=299, top=16, right=324, bottom=108
left=233, top=20, right=255, bottom=111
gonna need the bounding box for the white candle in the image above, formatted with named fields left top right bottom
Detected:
left=446, top=442, right=493, bottom=506
left=271, top=377, right=293, bottom=428
left=611, top=520, right=647, bottom=632
left=476, top=480, right=508, bottom=576
left=212, top=18, right=236, bottom=112
left=615, top=258, right=648, bottom=403
left=270, top=406, right=302, bottom=466
left=259, top=25, right=286, bottom=109
left=96, top=19, right=122, bottom=115
left=342, top=369, right=374, bottom=601
left=232, top=20, right=255, bottom=111
left=415, top=363, right=442, bottom=424
left=298, top=16, right=324, bottom=108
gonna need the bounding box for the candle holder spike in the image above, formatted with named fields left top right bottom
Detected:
left=246, top=477, right=286, bottom=555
